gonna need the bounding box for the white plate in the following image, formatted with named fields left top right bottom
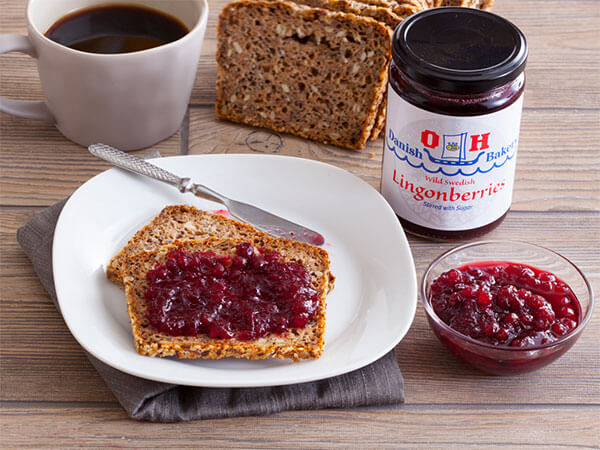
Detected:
left=53, top=154, right=417, bottom=387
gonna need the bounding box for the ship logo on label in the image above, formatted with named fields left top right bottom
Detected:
left=420, top=130, right=485, bottom=167
left=428, top=132, right=481, bottom=166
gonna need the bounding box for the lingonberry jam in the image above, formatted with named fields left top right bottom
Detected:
left=382, top=8, right=528, bottom=240
left=144, top=243, right=319, bottom=341
left=430, top=262, right=581, bottom=348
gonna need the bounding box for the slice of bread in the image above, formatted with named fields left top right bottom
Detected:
left=368, top=95, right=387, bottom=140
left=123, top=237, right=332, bottom=361
left=107, top=205, right=270, bottom=286
left=284, top=0, right=399, bottom=142
left=216, top=0, right=392, bottom=150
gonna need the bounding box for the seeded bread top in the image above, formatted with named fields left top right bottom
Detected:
left=393, top=0, right=428, bottom=15
left=288, top=0, right=402, bottom=28
left=431, top=0, right=493, bottom=8
left=216, top=0, right=392, bottom=149
left=353, top=0, right=395, bottom=7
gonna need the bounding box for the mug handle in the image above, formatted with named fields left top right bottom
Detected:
left=0, top=34, right=55, bottom=122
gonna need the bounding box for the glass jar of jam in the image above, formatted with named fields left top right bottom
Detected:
left=381, top=7, right=528, bottom=240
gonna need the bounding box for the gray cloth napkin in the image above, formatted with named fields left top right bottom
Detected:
left=16, top=199, right=405, bottom=422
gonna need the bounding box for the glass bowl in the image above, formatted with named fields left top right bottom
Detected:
left=421, top=241, right=594, bottom=375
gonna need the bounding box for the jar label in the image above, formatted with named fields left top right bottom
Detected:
left=381, top=89, right=524, bottom=231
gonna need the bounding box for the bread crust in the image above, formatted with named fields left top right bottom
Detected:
left=289, top=0, right=402, bottom=27
left=123, top=237, right=332, bottom=361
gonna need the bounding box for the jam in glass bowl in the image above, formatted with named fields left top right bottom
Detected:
left=421, top=241, right=594, bottom=375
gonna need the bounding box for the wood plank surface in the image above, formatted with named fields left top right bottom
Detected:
left=0, top=113, right=183, bottom=206
left=0, top=0, right=599, bottom=447
left=1, top=404, right=599, bottom=448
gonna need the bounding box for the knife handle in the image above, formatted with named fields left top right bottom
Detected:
left=88, top=143, right=226, bottom=204
left=89, top=143, right=182, bottom=187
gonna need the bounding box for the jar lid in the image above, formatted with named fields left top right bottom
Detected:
left=392, top=7, right=527, bottom=94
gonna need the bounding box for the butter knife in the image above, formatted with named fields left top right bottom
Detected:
left=88, top=143, right=325, bottom=246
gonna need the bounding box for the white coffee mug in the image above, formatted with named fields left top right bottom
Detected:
left=0, top=0, right=208, bottom=150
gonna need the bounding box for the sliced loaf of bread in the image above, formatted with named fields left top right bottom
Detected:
left=216, top=0, right=392, bottom=150
left=123, top=237, right=332, bottom=361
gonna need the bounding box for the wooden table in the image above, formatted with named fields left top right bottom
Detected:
left=1, top=0, right=598, bottom=447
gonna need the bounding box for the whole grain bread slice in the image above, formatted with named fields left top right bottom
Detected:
left=283, top=0, right=397, bottom=141
left=123, top=237, right=332, bottom=361
left=107, top=205, right=270, bottom=286
left=216, top=0, right=392, bottom=150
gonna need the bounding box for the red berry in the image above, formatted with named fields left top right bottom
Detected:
left=483, top=321, right=500, bottom=337
left=448, top=292, right=462, bottom=307
left=462, top=285, right=479, bottom=298
left=527, top=295, right=546, bottom=309
left=496, top=327, right=509, bottom=342
left=446, top=269, right=461, bottom=283
left=232, top=255, right=247, bottom=269
left=520, top=312, right=534, bottom=326
left=508, top=295, right=524, bottom=313
left=503, top=312, right=519, bottom=326
left=477, top=291, right=493, bottom=307
left=557, top=306, right=577, bottom=320
left=555, top=296, right=571, bottom=308
left=551, top=322, right=568, bottom=336
left=534, top=318, right=550, bottom=331
left=560, top=318, right=577, bottom=332
left=497, top=285, right=516, bottom=310
left=539, top=272, right=556, bottom=283
left=212, top=264, right=226, bottom=277
left=535, top=305, right=556, bottom=322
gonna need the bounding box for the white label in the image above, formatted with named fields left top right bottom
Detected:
left=381, top=87, right=524, bottom=231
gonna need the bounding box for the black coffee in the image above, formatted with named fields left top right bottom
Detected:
left=45, top=5, right=189, bottom=54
